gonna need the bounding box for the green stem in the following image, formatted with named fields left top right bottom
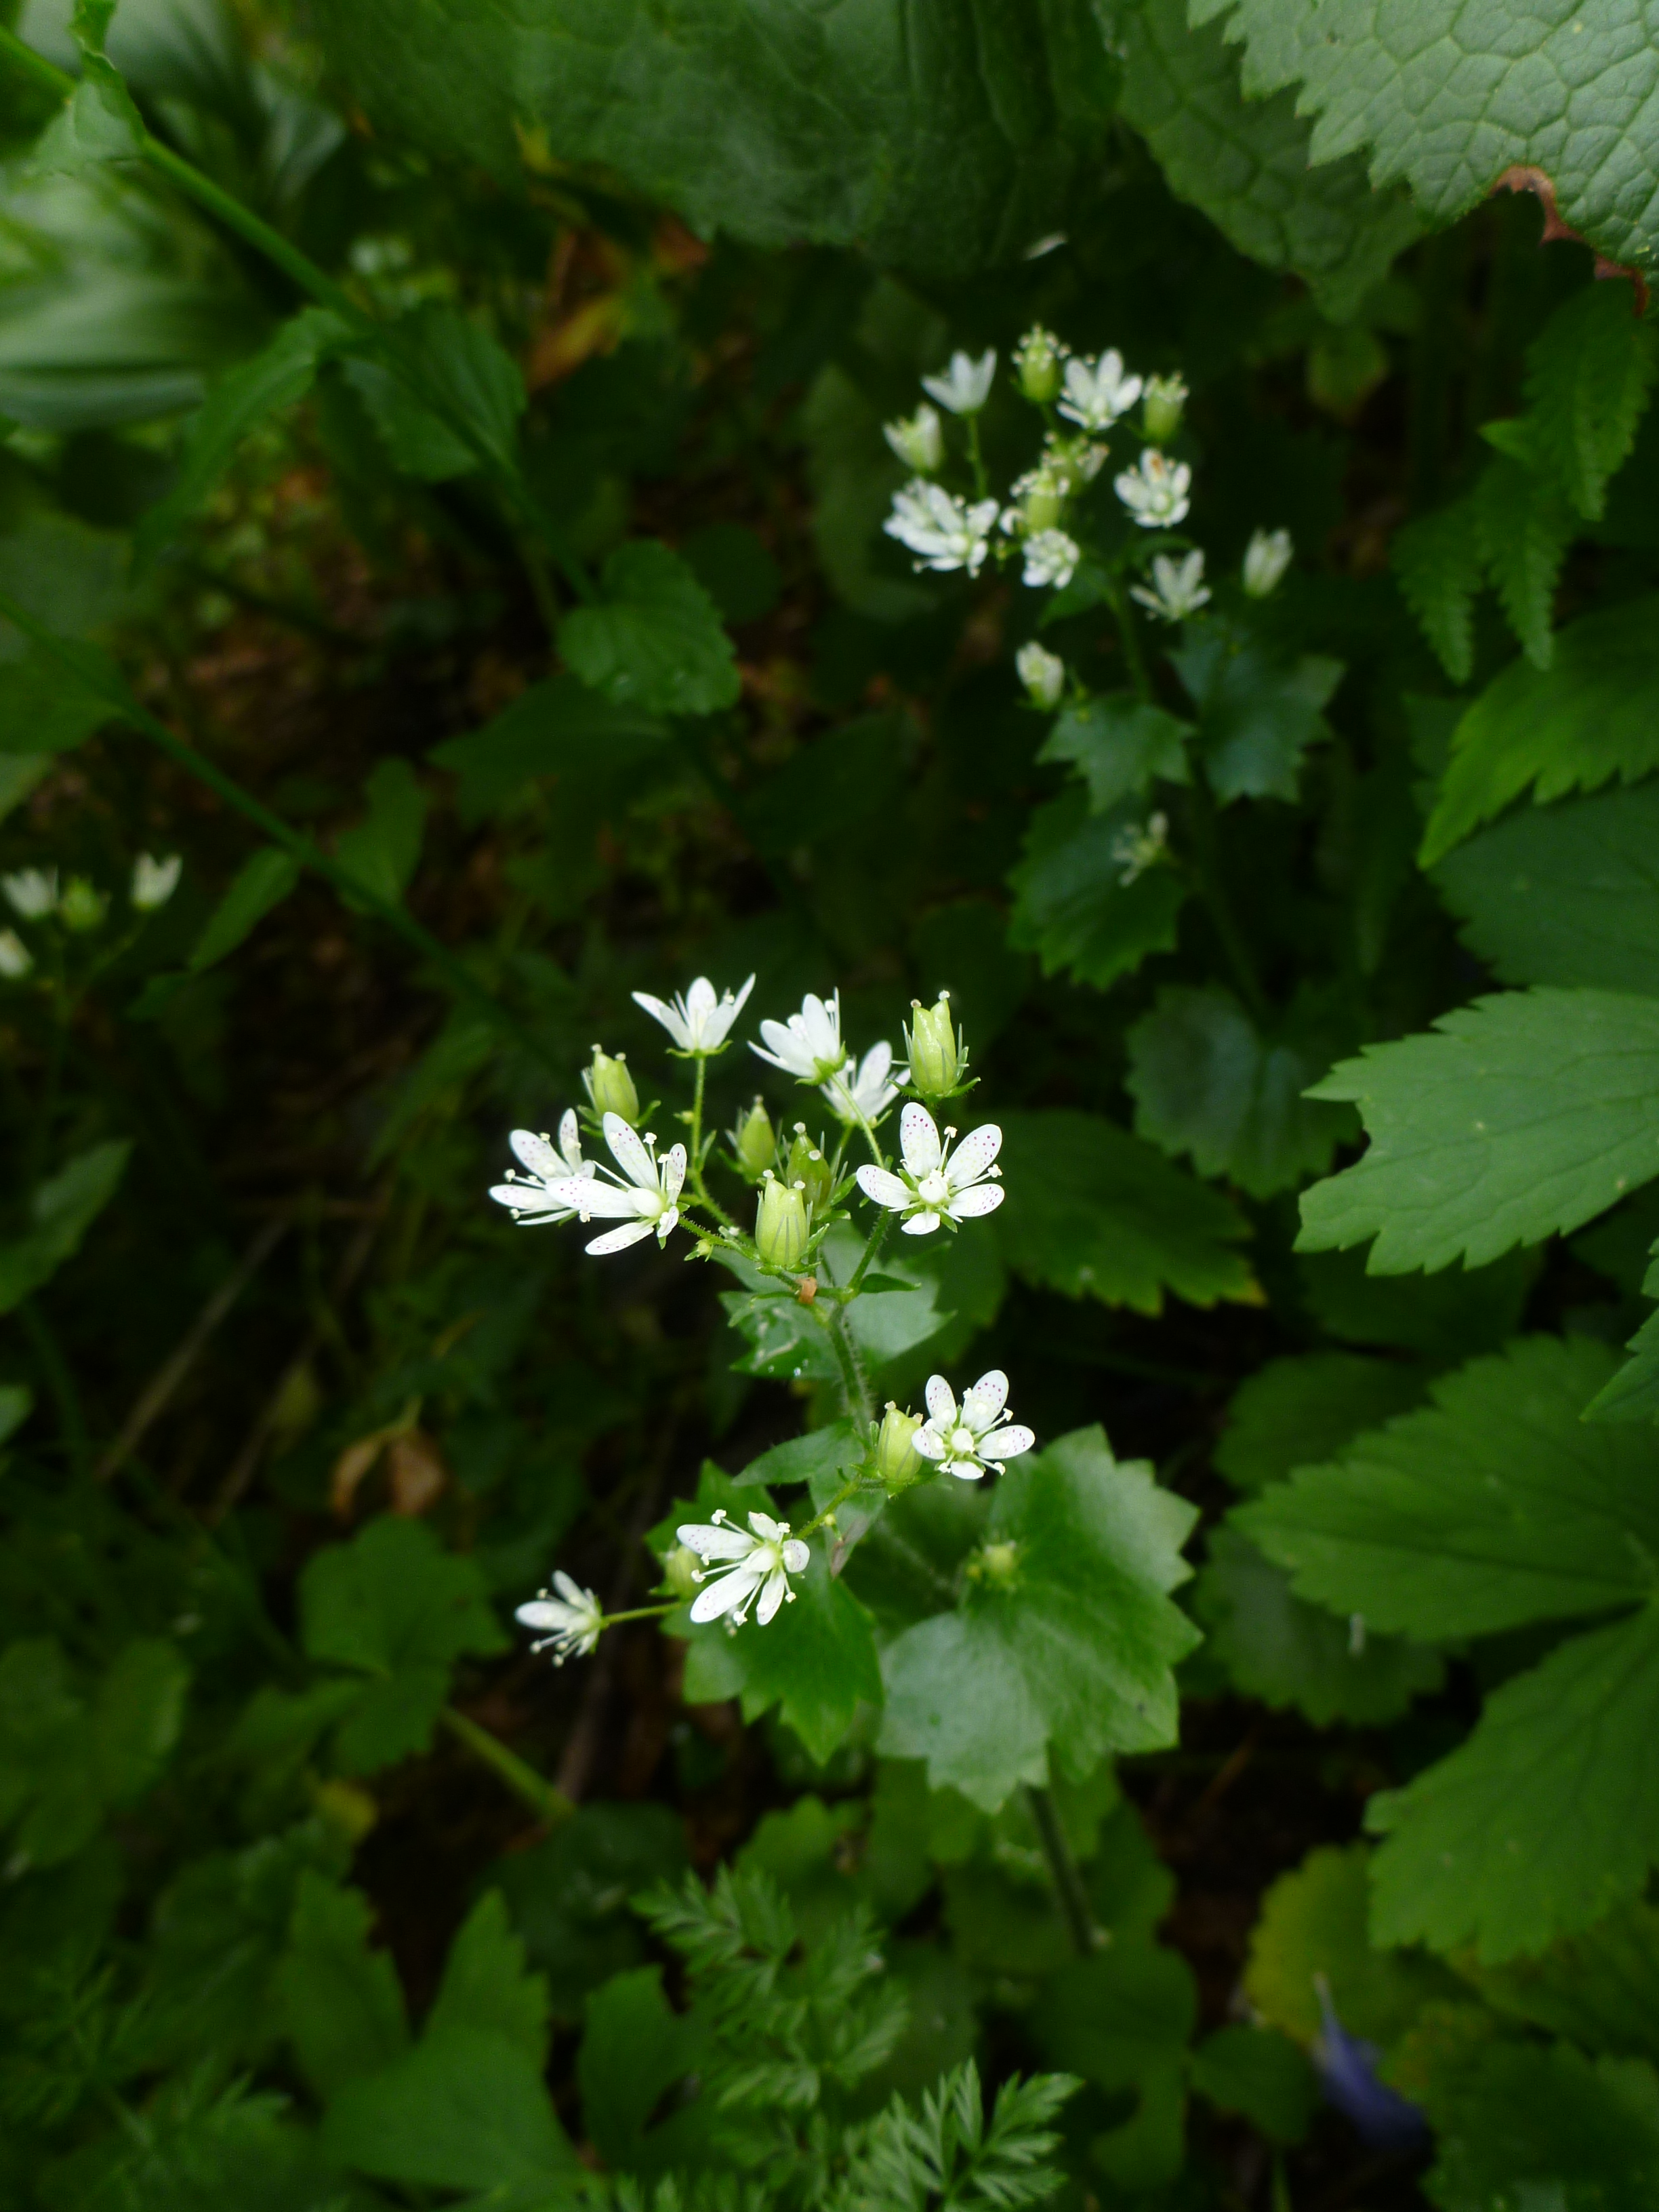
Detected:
left=821, top=1302, right=872, bottom=1427
left=16, top=1296, right=90, bottom=1481
left=840, top=1207, right=892, bottom=1300
left=0, top=593, right=562, bottom=1075
left=1184, top=766, right=1269, bottom=1021
left=1105, top=576, right=1153, bottom=702
left=1026, top=1784, right=1100, bottom=1959
left=796, top=1473, right=864, bottom=1542
left=600, top=1602, right=676, bottom=1626
left=441, top=1706, right=573, bottom=1825
left=966, top=414, right=989, bottom=502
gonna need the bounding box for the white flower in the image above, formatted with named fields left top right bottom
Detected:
left=516, top=1570, right=605, bottom=1664
left=3, top=868, right=56, bottom=921
left=677, top=1508, right=810, bottom=1627
left=1111, top=811, right=1169, bottom=886
left=632, top=972, right=754, bottom=1054
left=921, top=348, right=996, bottom=417
left=489, top=1110, right=593, bottom=1225
left=510, top=1111, right=686, bottom=1255
left=855, top=1101, right=1004, bottom=1237
left=1057, top=350, right=1143, bottom=432
left=752, top=989, right=845, bottom=1083
left=822, top=1040, right=905, bottom=1126
left=1130, top=550, right=1210, bottom=623
left=884, top=404, right=944, bottom=474
left=1115, top=449, right=1192, bottom=529
left=0, top=928, right=31, bottom=979
left=1022, top=529, right=1080, bottom=590
left=914, top=1370, right=1034, bottom=1481
left=885, top=481, right=1000, bottom=576
left=1243, top=527, right=1293, bottom=598
left=131, top=853, right=182, bottom=912
left=1016, top=640, right=1066, bottom=710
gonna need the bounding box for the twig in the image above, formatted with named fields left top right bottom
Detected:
left=97, top=1214, right=291, bottom=1482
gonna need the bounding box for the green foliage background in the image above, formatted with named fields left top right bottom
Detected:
left=3, top=0, right=1659, bottom=2205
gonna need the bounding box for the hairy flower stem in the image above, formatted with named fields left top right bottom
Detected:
left=686, top=1057, right=733, bottom=1225
left=1026, top=1784, right=1101, bottom=1958
left=840, top=1210, right=893, bottom=1300
left=441, top=1705, right=573, bottom=1826
left=796, top=1475, right=865, bottom=1542
left=823, top=1303, right=873, bottom=1427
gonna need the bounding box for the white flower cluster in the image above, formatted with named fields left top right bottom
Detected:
left=0, top=854, right=182, bottom=980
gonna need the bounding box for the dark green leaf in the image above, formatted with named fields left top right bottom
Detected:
left=0, top=640, right=120, bottom=756
left=0, top=1139, right=131, bottom=1315
left=1189, top=2024, right=1319, bottom=2146
left=1243, top=1841, right=1453, bottom=2046
left=1524, top=281, right=1658, bottom=522
left=428, top=674, right=668, bottom=827
left=1475, top=450, right=1576, bottom=670
left=323, top=2022, right=578, bottom=2190
left=1214, top=1351, right=1431, bottom=1492
left=426, top=1890, right=550, bottom=2066
left=274, top=1869, right=409, bottom=2099
left=1008, top=787, right=1187, bottom=991
left=334, top=759, right=428, bottom=908
left=560, top=541, right=741, bottom=718
left=344, top=304, right=525, bottom=480
left=489, top=1803, right=688, bottom=2024
left=578, top=1967, right=704, bottom=2172
left=1390, top=497, right=1482, bottom=686
left=1472, top=1898, right=1659, bottom=2065
left=191, top=847, right=302, bottom=970
left=1425, top=2040, right=1659, bottom=2212
left=1038, top=693, right=1191, bottom=813
left=1171, top=628, right=1343, bottom=804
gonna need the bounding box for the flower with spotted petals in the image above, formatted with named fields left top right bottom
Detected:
left=489, top=1111, right=593, bottom=1225
left=676, top=1509, right=810, bottom=1626
left=914, top=1370, right=1034, bottom=1480
left=632, top=972, right=754, bottom=1054
left=752, top=989, right=846, bottom=1084
left=516, top=1572, right=604, bottom=1663
left=855, top=1102, right=1004, bottom=1236
left=507, top=1111, right=686, bottom=1255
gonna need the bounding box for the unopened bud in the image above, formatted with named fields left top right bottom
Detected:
left=1021, top=471, right=1066, bottom=534
left=784, top=1125, right=834, bottom=1214
left=756, top=1172, right=810, bottom=1269
left=59, top=877, right=108, bottom=933
left=883, top=403, right=944, bottom=476
left=661, top=1543, right=702, bottom=1600
left=582, top=1046, right=638, bottom=1124
left=904, top=992, right=965, bottom=1101
left=1142, top=372, right=1188, bottom=445
left=1015, top=640, right=1065, bottom=710
left=1242, top=526, right=1293, bottom=599
left=1014, top=326, right=1065, bottom=405
left=131, top=853, right=182, bottom=912
left=874, top=1401, right=926, bottom=1492
left=0, top=929, right=31, bottom=980
left=731, top=1097, right=775, bottom=1181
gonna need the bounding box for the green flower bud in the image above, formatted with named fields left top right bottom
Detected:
left=1014, top=325, right=1065, bottom=405
left=661, top=1543, right=702, bottom=1600
left=968, top=1539, right=1022, bottom=1589
left=784, top=1125, right=834, bottom=1214
left=582, top=1045, right=638, bottom=1124
left=731, top=1097, right=775, bottom=1182
left=1021, top=472, right=1066, bottom=534
left=1142, top=372, right=1188, bottom=446
left=756, top=1172, right=810, bottom=1270
left=874, top=1401, right=926, bottom=1492
left=904, top=992, right=966, bottom=1101
left=59, top=876, right=108, bottom=934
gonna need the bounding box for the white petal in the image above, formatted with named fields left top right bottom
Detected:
left=509, top=1128, right=566, bottom=1180
left=781, top=1539, right=809, bottom=1574
left=747, top=1511, right=783, bottom=1542
left=899, top=1102, right=941, bottom=1174
left=925, top=1375, right=956, bottom=1425
left=632, top=990, right=691, bottom=1049
left=552, top=1570, right=591, bottom=1607
left=856, top=1165, right=912, bottom=1212
left=689, top=1565, right=763, bottom=1622
left=965, top=1370, right=1009, bottom=1422
left=945, top=1123, right=1002, bottom=1189
left=557, top=1109, right=585, bottom=1171
left=686, top=977, right=716, bottom=1024
left=947, top=1461, right=986, bottom=1481
left=677, top=1522, right=756, bottom=1560
left=661, top=1145, right=687, bottom=1202
left=604, top=1114, right=657, bottom=1190
left=586, top=1220, right=656, bottom=1254
left=901, top=1211, right=942, bottom=1234
left=756, top=1568, right=790, bottom=1625
left=516, top=1599, right=574, bottom=1631
left=914, top=1428, right=947, bottom=1461
left=946, top=1184, right=1004, bottom=1220
left=489, top=1183, right=567, bottom=1215
left=548, top=1176, right=640, bottom=1218
left=980, top=1424, right=1035, bottom=1460
left=861, top=1041, right=893, bottom=1086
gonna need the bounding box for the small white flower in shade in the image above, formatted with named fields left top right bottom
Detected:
left=1243, top=526, right=1293, bottom=598
left=855, top=1101, right=1004, bottom=1236
left=1057, top=350, right=1143, bottom=432
left=1115, top=449, right=1192, bottom=529
left=921, top=348, right=996, bottom=417
left=489, top=1110, right=594, bottom=1225
left=1016, top=640, right=1066, bottom=710
left=513, top=1111, right=686, bottom=1254
left=883, top=403, right=944, bottom=474
left=885, top=481, right=1000, bottom=576
left=3, top=868, right=57, bottom=921
left=752, top=989, right=845, bottom=1083
left=130, top=853, right=182, bottom=912
left=676, top=1508, right=811, bottom=1626
left=0, top=929, right=31, bottom=979
left=1021, top=529, right=1080, bottom=590
left=914, top=1370, right=1035, bottom=1480
left=822, top=1040, right=905, bottom=1126
left=1130, top=550, right=1210, bottom=623
left=516, top=1570, right=605, bottom=1664
left=632, top=972, right=755, bottom=1054
left=1111, top=811, right=1169, bottom=886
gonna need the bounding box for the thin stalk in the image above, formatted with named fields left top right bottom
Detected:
left=16, top=1297, right=91, bottom=1480
left=441, top=1705, right=573, bottom=1826
left=1026, top=1784, right=1101, bottom=1958
left=1184, top=765, right=1269, bottom=1021
left=1105, top=576, right=1153, bottom=702
left=840, top=1208, right=893, bottom=1300
left=966, top=415, right=989, bottom=502
left=600, top=1601, right=676, bottom=1627
left=0, top=593, right=562, bottom=1075
left=796, top=1473, right=864, bottom=1542
left=821, top=1302, right=872, bottom=1427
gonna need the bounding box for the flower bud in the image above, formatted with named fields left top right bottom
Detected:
left=1014, top=325, right=1065, bottom=405
left=59, top=877, right=108, bottom=933
left=661, top=1543, right=702, bottom=1600
left=904, top=992, right=965, bottom=1101
left=0, top=929, right=31, bottom=980
left=731, top=1097, right=775, bottom=1182
left=1015, top=640, right=1066, bottom=710
left=582, top=1046, right=638, bottom=1124
left=1242, top=526, right=1293, bottom=599
left=1142, top=371, right=1188, bottom=445
left=1021, top=468, right=1067, bottom=534
left=755, top=1172, right=810, bottom=1270
left=131, top=853, right=182, bottom=912
left=784, top=1125, right=834, bottom=1214
left=874, top=1401, right=926, bottom=1492
left=883, top=403, right=944, bottom=476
